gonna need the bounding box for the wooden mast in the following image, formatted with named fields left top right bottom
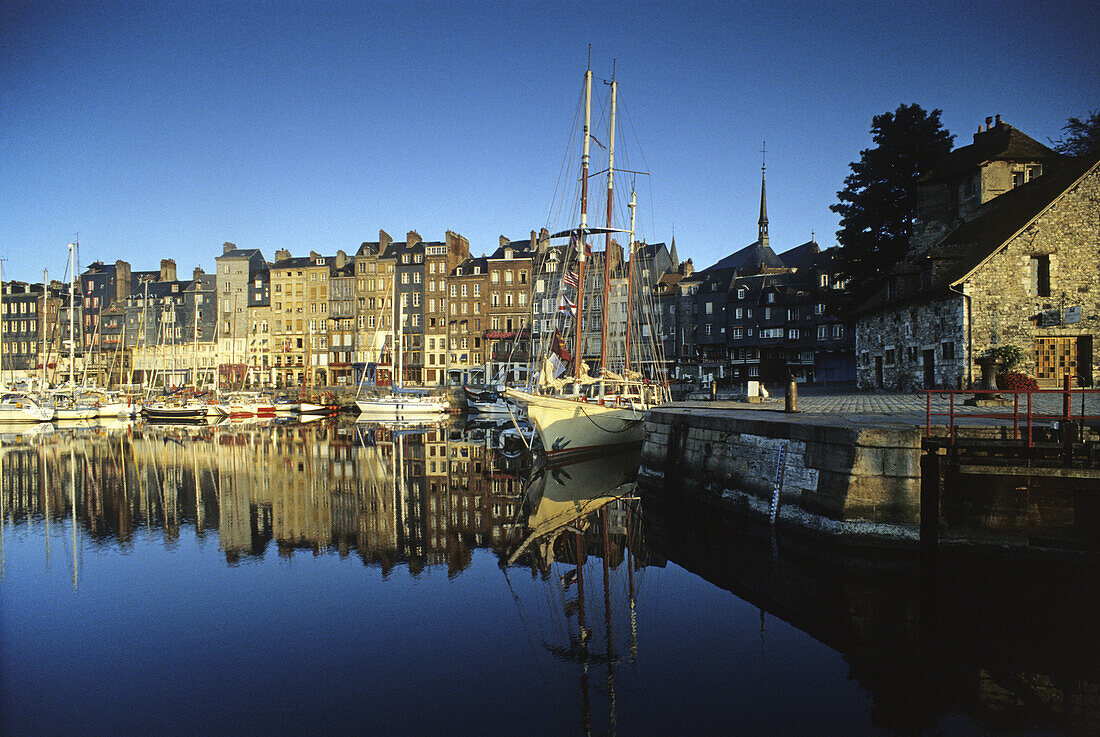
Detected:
left=624, top=191, right=637, bottom=371
left=573, top=61, right=592, bottom=384
left=599, top=69, right=617, bottom=371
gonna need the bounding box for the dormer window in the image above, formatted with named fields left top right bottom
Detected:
left=766, top=292, right=776, bottom=303
left=315, top=258, right=325, bottom=265
left=737, top=287, right=747, bottom=300
left=504, top=248, right=514, bottom=260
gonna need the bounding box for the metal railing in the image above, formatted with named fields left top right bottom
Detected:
left=925, top=377, right=1100, bottom=446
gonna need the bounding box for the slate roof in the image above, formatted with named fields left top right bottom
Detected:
left=703, top=241, right=784, bottom=274
left=942, top=153, right=1100, bottom=285
left=777, top=240, right=820, bottom=271
left=858, top=153, right=1100, bottom=313
left=921, top=123, right=1061, bottom=185
left=218, top=248, right=264, bottom=259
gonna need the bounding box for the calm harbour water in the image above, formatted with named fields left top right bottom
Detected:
left=1, top=417, right=1096, bottom=737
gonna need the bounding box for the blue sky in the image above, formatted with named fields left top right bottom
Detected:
left=2, top=0, right=1097, bottom=281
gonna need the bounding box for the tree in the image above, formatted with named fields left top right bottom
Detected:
left=1051, top=109, right=1100, bottom=157
left=830, top=104, right=954, bottom=287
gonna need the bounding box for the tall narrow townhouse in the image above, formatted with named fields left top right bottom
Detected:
left=327, top=250, right=355, bottom=386
left=270, top=251, right=311, bottom=388
left=447, top=255, right=489, bottom=385
left=304, top=252, right=333, bottom=387
left=393, top=232, right=427, bottom=386
left=485, top=237, right=535, bottom=383
left=215, top=243, right=267, bottom=378
left=423, top=230, right=470, bottom=386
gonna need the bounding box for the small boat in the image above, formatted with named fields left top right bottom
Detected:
left=0, top=394, right=54, bottom=423
left=463, top=385, right=518, bottom=414
left=142, top=402, right=209, bottom=421
left=355, top=393, right=447, bottom=422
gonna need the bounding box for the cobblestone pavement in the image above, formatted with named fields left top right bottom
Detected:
left=674, top=387, right=1100, bottom=429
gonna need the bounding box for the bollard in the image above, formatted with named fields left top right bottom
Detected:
left=785, top=375, right=798, bottom=413
left=711, top=380, right=717, bottom=401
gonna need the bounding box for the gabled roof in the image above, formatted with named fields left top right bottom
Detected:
left=218, top=248, right=264, bottom=259
left=921, top=122, right=1061, bottom=185
left=944, top=154, right=1100, bottom=285
left=857, top=154, right=1100, bottom=314
left=777, top=240, right=819, bottom=271
left=703, top=241, right=784, bottom=274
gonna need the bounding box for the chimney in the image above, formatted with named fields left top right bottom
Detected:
left=309, top=250, right=321, bottom=260
left=406, top=230, right=421, bottom=247
left=379, top=229, right=392, bottom=250
left=445, top=230, right=469, bottom=258
left=994, top=113, right=1001, bottom=127
left=499, top=235, right=510, bottom=247
left=160, top=259, right=176, bottom=282
left=985, top=116, right=993, bottom=129
left=223, top=242, right=236, bottom=254
left=335, top=250, right=347, bottom=269
left=274, top=249, right=291, bottom=262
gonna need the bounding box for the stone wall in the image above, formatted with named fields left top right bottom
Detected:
left=964, top=166, right=1100, bottom=385
left=856, top=296, right=967, bottom=390
left=642, top=408, right=922, bottom=525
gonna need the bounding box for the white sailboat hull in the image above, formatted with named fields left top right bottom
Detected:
left=503, top=388, right=646, bottom=460
left=355, top=397, right=446, bottom=422
left=0, top=400, right=54, bottom=423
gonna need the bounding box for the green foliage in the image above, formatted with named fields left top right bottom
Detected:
left=831, top=104, right=954, bottom=289
left=989, top=345, right=1024, bottom=371
left=1051, top=109, right=1100, bottom=157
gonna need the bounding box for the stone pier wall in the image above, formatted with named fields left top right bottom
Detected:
left=642, top=408, right=923, bottom=525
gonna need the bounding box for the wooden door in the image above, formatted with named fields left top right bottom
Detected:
left=1034, top=336, right=1077, bottom=386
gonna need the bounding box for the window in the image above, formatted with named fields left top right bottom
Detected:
left=705, top=302, right=713, bottom=315
left=815, top=303, right=824, bottom=315
left=787, top=308, right=798, bottom=321
left=833, top=325, right=843, bottom=338
left=1029, top=255, right=1050, bottom=297
left=704, top=324, right=712, bottom=336
left=942, top=341, right=955, bottom=360
left=766, top=292, right=776, bottom=303
left=732, top=327, right=743, bottom=340
left=764, top=306, right=772, bottom=320
left=818, top=325, right=828, bottom=339
left=735, top=308, right=742, bottom=319
left=885, top=348, right=896, bottom=365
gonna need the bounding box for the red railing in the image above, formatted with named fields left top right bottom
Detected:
left=925, top=376, right=1100, bottom=446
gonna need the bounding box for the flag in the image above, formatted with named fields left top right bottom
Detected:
left=548, top=331, right=571, bottom=378
left=558, top=294, right=576, bottom=316
left=563, top=268, right=580, bottom=290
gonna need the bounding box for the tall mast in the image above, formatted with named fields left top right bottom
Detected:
left=0, top=259, right=5, bottom=388
left=573, top=62, right=593, bottom=383
left=41, top=269, right=48, bottom=390
left=624, top=191, right=637, bottom=371
left=68, top=242, right=76, bottom=388
left=599, top=69, right=617, bottom=371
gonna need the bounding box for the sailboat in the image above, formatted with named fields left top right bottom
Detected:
left=504, top=62, right=670, bottom=461
left=51, top=242, right=98, bottom=421
left=355, top=297, right=447, bottom=422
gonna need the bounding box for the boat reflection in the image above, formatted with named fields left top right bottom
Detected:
left=1, top=419, right=1096, bottom=735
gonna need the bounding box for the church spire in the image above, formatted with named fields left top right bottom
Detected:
left=758, top=141, right=769, bottom=249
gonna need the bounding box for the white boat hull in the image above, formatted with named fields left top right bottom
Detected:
left=54, top=406, right=99, bottom=421
left=503, top=389, right=646, bottom=460
left=0, top=402, right=54, bottom=422
left=355, top=397, right=446, bottom=422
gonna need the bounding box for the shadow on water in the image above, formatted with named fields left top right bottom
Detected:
left=638, top=471, right=1100, bottom=737
left=1, top=418, right=1096, bottom=735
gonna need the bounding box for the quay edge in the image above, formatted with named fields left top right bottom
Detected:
left=641, top=406, right=927, bottom=547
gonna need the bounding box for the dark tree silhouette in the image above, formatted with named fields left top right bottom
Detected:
left=831, top=104, right=954, bottom=288
left=1051, top=109, right=1100, bottom=157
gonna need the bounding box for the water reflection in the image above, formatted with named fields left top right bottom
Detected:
left=1, top=418, right=1096, bottom=736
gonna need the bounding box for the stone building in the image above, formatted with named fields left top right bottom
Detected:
left=447, top=255, right=489, bottom=385
left=215, top=244, right=267, bottom=381
left=856, top=149, right=1100, bottom=389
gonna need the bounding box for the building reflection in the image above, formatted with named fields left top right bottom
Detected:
left=1, top=418, right=1096, bottom=735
